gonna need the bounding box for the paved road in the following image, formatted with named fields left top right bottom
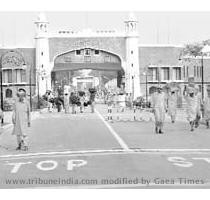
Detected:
left=0, top=104, right=210, bottom=188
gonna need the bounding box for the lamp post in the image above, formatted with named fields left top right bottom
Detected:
left=142, top=71, right=148, bottom=104
left=37, top=70, right=40, bottom=109
left=22, top=64, right=32, bottom=112
left=131, top=74, right=135, bottom=101
left=201, top=54, right=204, bottom=100
left=29, top=66, right=32, bottom=112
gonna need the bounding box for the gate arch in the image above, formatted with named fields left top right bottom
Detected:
left=51, top=48, right=125, bottom=92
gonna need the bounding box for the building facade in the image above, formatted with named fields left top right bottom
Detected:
left=35, top=13, right=141, bottom=99
left=0, top=12, right=210, bottom=109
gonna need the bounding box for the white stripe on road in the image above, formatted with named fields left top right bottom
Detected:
left=0, top=149, right=127, bottom=159
left=1, top=148, right=210, bottom=160
left=95, top=109, right=130, bottom=151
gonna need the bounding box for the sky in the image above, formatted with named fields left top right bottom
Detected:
left=1, top=11, right=210, bottom=47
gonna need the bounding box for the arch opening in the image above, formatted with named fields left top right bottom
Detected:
left=51, top=48, right=125, bottom=94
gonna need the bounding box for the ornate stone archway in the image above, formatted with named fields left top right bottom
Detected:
left=35, top=13, right=141, bottom=98
left=50, top=48, right=125, bottom=92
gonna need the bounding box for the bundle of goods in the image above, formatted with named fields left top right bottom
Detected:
left=70, top=94, right=80, bottom=106
left=78, top=91, right=85, bottom=97
left=88, top=88, right=97, bottom=94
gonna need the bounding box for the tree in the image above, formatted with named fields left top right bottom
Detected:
left=182, top=43, right=203, bottom=57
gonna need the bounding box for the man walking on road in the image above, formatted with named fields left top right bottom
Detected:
left=183, top=86, right=198, bottom=131
left=167, top=88, right=178, bottom=123
left=151, top=86, right=167, bottom=134
left=12, top=89, right=31, bottom=151
left=194, top=86, right=203, bottom=128
left=64, top=92, right=70, bottom=114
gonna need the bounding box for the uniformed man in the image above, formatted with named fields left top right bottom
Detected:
left=151, top=86, right=167, bottom=134
left=194, top=85, right=203, bottom=128
left=107, top=92, right=114, bottom=122
left=12, top=89, right=31, bottom=151
left=89, top=88, right=97, bottom=113
left=183, top=86, right=198, bottom=131
left=167, top=88, right=178, bottom=123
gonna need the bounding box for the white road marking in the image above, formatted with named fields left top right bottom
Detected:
left=95, top=109, right=130, bottom=151
left=1, top=148, right=210, bottom=161
left=0, top=149, right=127, bottom=160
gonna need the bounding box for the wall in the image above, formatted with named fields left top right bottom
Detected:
left=49, top=37, right=126, bottom=63
left=0, top=48, right=36, bottom=104
left=138, top=46, right=183, bottom=97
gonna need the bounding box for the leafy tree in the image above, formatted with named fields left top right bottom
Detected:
left=182, top=43, right=203, bottom=57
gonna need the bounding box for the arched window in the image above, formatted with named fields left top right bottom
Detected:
left=5, top=89, right=12, bottom=98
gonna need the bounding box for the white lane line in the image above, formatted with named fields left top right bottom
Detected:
left=1, top=148, right=210, bottom=160
left=0, top=149, right=127, bottom=159
left=134, top=148, right=210, bottom=152
left=95, top=109, right=130, bottom=151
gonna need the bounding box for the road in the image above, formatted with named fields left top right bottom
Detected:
left=0, top=104, right=210, bottom=188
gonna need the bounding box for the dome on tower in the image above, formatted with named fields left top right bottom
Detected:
left=128, top=12, right=137, bottom=22
left=37, top=13, right=48, bottom=22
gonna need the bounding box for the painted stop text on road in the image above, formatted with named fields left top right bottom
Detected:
left=168, top=156, right=210, bottom=167
left=2, top=159, right=87, bottom=174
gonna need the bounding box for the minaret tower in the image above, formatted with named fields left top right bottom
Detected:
left=124, top=12, right=141, bottom=99
left=35, top=13, right=50, bottom=95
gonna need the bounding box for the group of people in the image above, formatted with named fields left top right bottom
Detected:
left=3, top=83, right=210, bottom=152
left=151, top=85, right=210, bottom=134
left=106, top=91, right=129, bottom=121
left=45, top=88, right=97, bottom=114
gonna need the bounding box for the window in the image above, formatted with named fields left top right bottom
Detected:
left=148, top=68, right=158, bottom=81
left=76, top=50, right=81, bottom=55
left=42, top=64, right=44, bottom=68
left=41, top=52, right=44, bottom=56
left=187, top=66, right=189, bottom=77
left=174, top=67, right=181, bottom=80
left=183, top=66, right=185, bottom=78
left=5, top=89, right=12, bottom=98
left=14, top=69, right=26, bottom=83
left=94, top=50, right=99, bottom=55
left=15, top=69, right=21, bottom=83
left=3, top=69, right=12, bottom=83
left=131, top=51, right=133, bottom=54
left=131, top=63, right=133, bottom=67
left=84, top=49, right=91, bottom=56
left=162, top=68, right=169, bottom=80
left=21, top=70, right=26, bottom=82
